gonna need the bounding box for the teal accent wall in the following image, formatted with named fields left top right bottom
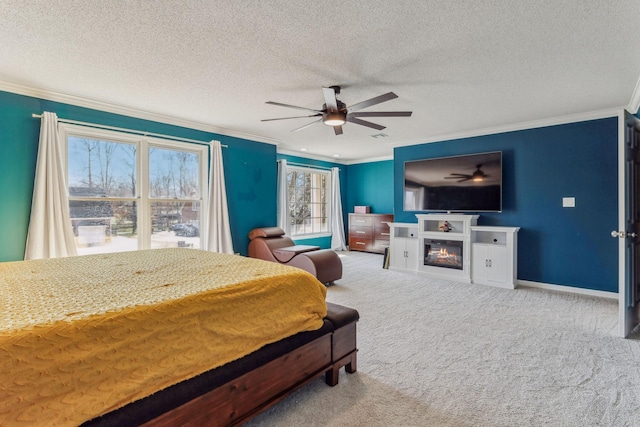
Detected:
left=394, top=118, right=619, bottom=293
left=0, top=92, right=40, bottom=262
left=0, top=90, right=276, bottom=261
left=276, top=153, right=346, bottom=249
left=345, top=160, right=394, bottom=215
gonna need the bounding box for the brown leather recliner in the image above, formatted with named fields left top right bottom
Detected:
left=247, top=227, right=342, bottom=284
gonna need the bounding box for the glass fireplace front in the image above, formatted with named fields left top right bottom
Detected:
left=424, top=239, right=463, bottom=270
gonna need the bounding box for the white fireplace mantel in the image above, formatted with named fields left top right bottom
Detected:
left=389, top=214, right=519, bottom=288
left=415, top=214, right=478, bottom=282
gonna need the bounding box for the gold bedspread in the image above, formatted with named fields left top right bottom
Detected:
left=0, top=248, right=327, bottom=426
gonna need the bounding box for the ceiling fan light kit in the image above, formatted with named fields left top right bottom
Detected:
left=323, top=112, right=346, bottom=126
left=262, top=86, right=412, bottom=135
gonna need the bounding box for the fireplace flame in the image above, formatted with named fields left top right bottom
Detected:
left=425, top=241, right=463, bottom=270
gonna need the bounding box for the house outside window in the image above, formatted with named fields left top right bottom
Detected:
left=60, top=123, right=208, bottom=255
left=286, top=167, right=331, bottom=237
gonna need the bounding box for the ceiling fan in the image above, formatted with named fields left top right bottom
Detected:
left=445, top=164, right=489, bottom=182
left=261, top=86, right=412, bottom=135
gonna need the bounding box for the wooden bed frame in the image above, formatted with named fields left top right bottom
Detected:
left=87, top=303, right=358, bottom=427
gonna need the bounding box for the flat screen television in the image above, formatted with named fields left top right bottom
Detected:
left=403, top=151, right=502, bottom=212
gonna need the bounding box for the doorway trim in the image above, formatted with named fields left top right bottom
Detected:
left=618, top=108, right=626, bottom=337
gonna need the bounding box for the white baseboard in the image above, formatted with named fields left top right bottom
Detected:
left=517, top=279, right=618, bottom=300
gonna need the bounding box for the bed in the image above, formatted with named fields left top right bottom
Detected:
left=0, top=248, right=357, bottom=426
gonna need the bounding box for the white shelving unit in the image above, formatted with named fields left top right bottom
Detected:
left=471, top=226, right=520, bottom=289
left=388, top=223, right=419, bottom=272
left=388, top=215, right=520, bottom=289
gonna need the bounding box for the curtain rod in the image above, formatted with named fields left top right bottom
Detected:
left=282, top=160, right=338, bottom=171
left=31, top=113, right=228, bottom=148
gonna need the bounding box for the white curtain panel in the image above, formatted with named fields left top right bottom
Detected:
left=276, top=159, right=291, bottom=235
left=205, top=140, right=234, bottom=254
left=24, top=112, right=78, bottom=260
left=330, top=167, right=347, bottom=251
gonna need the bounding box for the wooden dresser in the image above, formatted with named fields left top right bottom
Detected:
left=348, top=213, right=394, bottom=254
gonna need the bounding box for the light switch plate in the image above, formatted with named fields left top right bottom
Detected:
left=562, top=197, right=575, bottom=208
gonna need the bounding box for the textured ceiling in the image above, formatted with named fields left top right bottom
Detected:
left=2, top=1, right=640, bottom=162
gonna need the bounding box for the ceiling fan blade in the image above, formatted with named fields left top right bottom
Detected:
left=347, top=92, right=398, bottom=112
left=349, top=111, right=412, bottom=118
left=322, top=87, right=339, bottom=112
left=266, top=101, right=322, bottom=113
left=334, top=125, right=343, bottom=136
left=346, top=116, right=386, bottom=131
left=261, top=114, right=322, bottom=122
left=291, top=118, right=322, bottom=132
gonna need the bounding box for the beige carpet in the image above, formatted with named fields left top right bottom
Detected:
left=245, top=251, right=640, bottom=427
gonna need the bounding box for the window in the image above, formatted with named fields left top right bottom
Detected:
left=60, top=124, right=208, bottom=255
left=286, top=167, right=331, bottom=236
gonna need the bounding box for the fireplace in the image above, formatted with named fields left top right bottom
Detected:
left=424, top=239, right=463, bottom=270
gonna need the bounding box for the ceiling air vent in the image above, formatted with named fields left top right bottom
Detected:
left=370, top=133, right=388, bottom=139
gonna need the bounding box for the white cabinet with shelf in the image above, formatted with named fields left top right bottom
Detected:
left=388, top=223, right=419, bottom=272
left=470, top=226, right=519, bottom=289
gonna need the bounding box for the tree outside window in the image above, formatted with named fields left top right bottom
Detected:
left=287, top=168, right=330, bottom=236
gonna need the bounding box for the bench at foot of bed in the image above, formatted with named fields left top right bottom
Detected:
left=324, top=302, right=359, bottom=386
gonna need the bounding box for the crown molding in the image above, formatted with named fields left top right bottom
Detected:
left=342, top=155, right=394, bottom=165
left=627, top=75, right=640, bottom=115
left=1, top=79, right=627, bottom=163
left=276, top=148, right=348, bottom=164
left=0, top=80, right=281, bottom=146
left=276, top=148, right=393, bottom=165
left=392, top=108, right=620, bottom=149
